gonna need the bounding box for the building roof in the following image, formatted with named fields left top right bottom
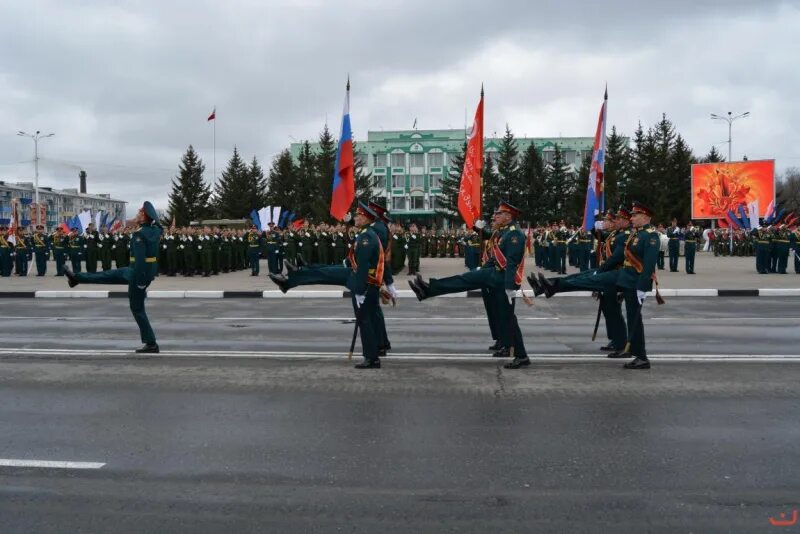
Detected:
left=0, top=181, right=127, bottom=204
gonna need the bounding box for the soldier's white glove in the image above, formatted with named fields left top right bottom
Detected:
left=355, top=293, right=365, bottom=307
left=637, top=290, right=647, bottom=305
left=198, top=246, right=202, bottom=250
left=299, top=242, right=303, bottom=247
left=137, top=285, right=147, bottom=290
left=387, top=283, right=398, bottom=299
left=505, top=289, right=516, bottom=305
left=404, top=245, right=408, bottom=250
left=475, top=220, right=486, bottom=229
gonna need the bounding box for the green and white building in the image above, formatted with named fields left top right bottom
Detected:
left=292, top=129, right=593, bottom=222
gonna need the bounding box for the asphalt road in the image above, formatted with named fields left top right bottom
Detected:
left=1, top=298, right=799, bottom=532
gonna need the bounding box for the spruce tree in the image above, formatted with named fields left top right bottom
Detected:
left=496, top=125, right=521, bottom=205
left=701, top=146, right=725, bottom=163
left=165, top=145, right=212, bottom=226
left=247, top=155, right=268, bottom=211
left=213, top=146, right=253, bottom=219
left=542, top=145, right=570, bottom=222
left=604, top=126, right=630, bottom=209
left=668, top=134, right=696, bottom=222
left=436, top=142, right=466, bottom=221
left=353, top=142, right=375, bottom=204
left=265, top=149, right=298, bottom=210
left=518, top=143, right=546, bottom=224
left=295, top=141, right=317, bottom=218
left=314, top=125, right=337, bottom=220
left=481, top=152, right=499, bottom=220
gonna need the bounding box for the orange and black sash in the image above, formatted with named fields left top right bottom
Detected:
left=347, top=232, right=385, bottom=287
left=481, top=230, right=500, bottom=265
left=603, top=230, right=617, bottom=260
left=492, top=234, right=525, bottom=285
left=623, top=232, right=643, bottom=273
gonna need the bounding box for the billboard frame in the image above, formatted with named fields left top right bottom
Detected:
left=690, top=159, right=775, bottom=220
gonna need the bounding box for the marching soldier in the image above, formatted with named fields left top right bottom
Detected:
left=774, top=224, right=791, bottom=274
left=409, top=202, right=529, bottom=369
left=615, top=201, right=660, bottom=370
left=65, top=201, right=163, bottom=353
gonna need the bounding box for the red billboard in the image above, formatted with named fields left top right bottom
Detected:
left=691, top=160, right=775, bottom=219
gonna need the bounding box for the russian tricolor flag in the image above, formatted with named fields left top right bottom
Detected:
left=330, top=78, right=355, bottom=221
left=582, top=88, right=607, bottom=231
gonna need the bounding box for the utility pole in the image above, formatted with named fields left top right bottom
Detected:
left=17, top=129, right=55, bottom=214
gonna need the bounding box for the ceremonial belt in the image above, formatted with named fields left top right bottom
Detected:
left=684, top=239, right=696, bottom=242
left=70, top=245, right=81, bottom=248
left=249, top=244, right=260, bottom=248
left=757, top=240, right=770, bottom=244
left=775, top=240, right=790, bottom=243
left=669, top=237, right=679, bottom=240
left=554, top=240, right=565, bottom=244
left=130, top=256, right=158, bottom=263
left=578, top=239, right=592, bottom=243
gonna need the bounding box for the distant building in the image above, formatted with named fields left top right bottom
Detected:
left=291, top=129, right=594, bottom=222
left=0, top=180, right=127, bottom=231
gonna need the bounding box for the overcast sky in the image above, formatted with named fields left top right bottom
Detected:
left=1, top=0, right=797, bottom=214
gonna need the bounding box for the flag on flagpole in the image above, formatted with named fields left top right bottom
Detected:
left=207, top=107, right=216, bottom=121
left=458, top=86, right=484, bottom=228
left=330, top=78, right=355, bottom=220
left=582, top=88, right=608, bottom=231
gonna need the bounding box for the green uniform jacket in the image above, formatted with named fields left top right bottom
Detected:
left=346, top=227, right=380, bottom=295
left=616, top=225, right=659, bottom=292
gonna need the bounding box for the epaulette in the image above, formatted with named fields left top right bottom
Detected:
left=645, top=228, right=656, bottom=233
left=624, top=230, right=631, bottom=234
left=509, top=225, right=516, bottom=230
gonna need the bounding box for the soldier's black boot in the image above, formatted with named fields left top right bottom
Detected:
left=64, top=266, right=79, bottom=288
left=504, top=357, right=531, bottom=369
left=607, top=350, right=631, bottom=358
left=527, top=273, right=543, bottom=296
left=599, top=344, right=616, bottom=351
left=623, top=357, right=650, bottom=369
left=269, top=273, right=290, bottom=294
left=488, top=340, right=502, bottom=351
left=354, top=358, right=381, bottom=369
left=537, top=273, right=555, bottom=298
left=492, top=347, right=510, bottom=358
left=135, top=343, right=159, bottom=354
left=408, top=279, right=427, bottom=301
left=284, top=260, right=298, bottom=273
left=296, top=255, right=307, bottom=268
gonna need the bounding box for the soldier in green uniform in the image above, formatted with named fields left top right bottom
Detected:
left=317, top=223, right=332, bottom=265
left=51, top=226, right=67, bottom=276
left=390, top=224, right=405, bottom=275
left=181, top=229, right=195, bottom=276
left=332, top=224, right=347, bottom=266
left=576, top=227, right=593, bottom=271
left=65, top=201, right=163, bottom=353
left=113, top=229, right=129, bottom=269
left=406, top=223, right=420, bottom=275
left=445, top=231, right=455, bottom=258
left=84, top=223, right=99, bottom=273
left=0, top=223, right=11, bottom=277
left=684, top=221, right=700, bottom=274
left=265, top=223, right=282, bottom=274
left=68, top=226, right=84, bottom=272
left=615, top=201, right=660, bottom=370
left=220, top=230, right=233, bottom=273
left=164, top=228, right=178, bottom=276
left=666, top=218, right=681, bottom=272
left=409, top=202, right=529, bottom=368
left=792, top=227, right=800, bottom=274
left=347, top=203, right=385, bottom=369
left=33, top=225, right=48, bottom=276
left=774, top=224, right=791, bottom=274
left=420, top=228, right=429, bottom=258
left=13, top=228, right=29, bottom=275
left=247, top=225, right=263, bottom=276
left=98, top=227, right=113, bottom=271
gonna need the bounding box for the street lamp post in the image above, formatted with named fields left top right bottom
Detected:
left=709, top=112, right=749, bottom=252
left=710, top=111, right=749, bottom=162
left=16, top=130, right=55, bottom=225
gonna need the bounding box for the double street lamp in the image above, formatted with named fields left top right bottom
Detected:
left=16, top=130, right=55, bottom=209
left=709, top=111, right=749, bottom=161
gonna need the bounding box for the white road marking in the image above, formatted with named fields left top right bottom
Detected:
left=0, top=459, right=105, bottom=469
left=2, top=348, right=800, bottom=362
left=214, top=316, right=560, bottom=321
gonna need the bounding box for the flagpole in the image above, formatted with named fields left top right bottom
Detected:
left=213, top=105, right=216, bottom=183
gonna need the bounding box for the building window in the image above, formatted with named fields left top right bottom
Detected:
left=428, top=153, right=443, bottom=167
left=409, top=153, right=424, bottom=168
left=392, top=197, right=407, bottom=211
left=391, top=153, right=406, bottom=168
left=391, top=174, right=405, bottom=189
left=410, top=196, right=424, bottom=210
left=429, top=174, right=441, bottom=189
left=429, top=195, right=440, bottom=210
left=372, top=153, right=385, bottom=167
left=409, top=174, right=423, bottom=189
left=375, top=175, right=386, bottom=189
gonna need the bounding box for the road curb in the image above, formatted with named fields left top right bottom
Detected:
left=1, top=288, right=799, bottom=298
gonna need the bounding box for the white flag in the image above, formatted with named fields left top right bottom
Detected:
left=748, top=200, right=760, bottom=229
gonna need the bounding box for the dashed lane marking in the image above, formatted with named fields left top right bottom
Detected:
left=0, top=459, right=105, bottom=469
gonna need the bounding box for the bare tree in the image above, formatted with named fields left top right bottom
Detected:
left=777, top=166, right=800, bottom=213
